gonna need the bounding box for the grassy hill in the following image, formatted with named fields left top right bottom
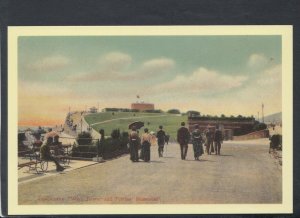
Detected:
left=85, top=112, right=188, bottom=140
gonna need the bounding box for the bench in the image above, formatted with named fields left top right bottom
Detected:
left=24, top=153, right=39, bottom=160
left=18, top=156, right=48, bottom=173
left=18, top=160, right=42, bottom=173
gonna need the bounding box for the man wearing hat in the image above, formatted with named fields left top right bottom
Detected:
left=214, top=125, right=223, bottom=155
left=40, top=137, right=65, bottom=172
left=156, top=125, right=166, bottom=157
left=177, top=122, right=190, bottom=160
left=205, top=126, right=214, bottom=155
left=129, top=126, right=140, bottom=162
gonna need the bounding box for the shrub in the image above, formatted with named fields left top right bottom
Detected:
left=270, top=134, right=282, bottom=150
left=71, top=145, right=97, bottom=158
left=77, top=131, right=93, bottom=145
left=143, top=109, right=163, bottom=113
left=111, top=129, right=121, bottom=139
left=122, top=131, right=129, bottom=138
left=253, top=122, right=267, bottom=131
left=167, top=109, right=180, bottom=114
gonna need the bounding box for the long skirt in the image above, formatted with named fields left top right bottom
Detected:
left=193, top=141, right=203, bottom=158
left=139, top=143, right=145, bottom=160
left=130, top=142, right=139, bottom=161
left=143, top=143, right=151, bottom=162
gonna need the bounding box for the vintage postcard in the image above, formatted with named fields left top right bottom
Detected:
left=8, top=26, right=293, bottom=215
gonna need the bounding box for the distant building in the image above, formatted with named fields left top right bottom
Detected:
left=188, top=116, right=256, bottom=140
left=89, top=107, right=98, bottom=113
left=131, top=103, right=154, bottom=111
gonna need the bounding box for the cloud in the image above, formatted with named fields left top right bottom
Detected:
left=153, top=67, right=247, bottom=95
left=257, top=64, right=281, bottom=86
left=27, top=55, right=70, bottom=72
left=247, top=53, right=268, bottom=68
left=18, top=81, right=72, bottom=97
left=67, top=56, right=176, bottom=82
left=66, top=70, right=137, bottom=82
left=67, top=52, right=132, bottom=82
left=214, top=64, right=282, bottom=116
left=139, top=58, right=175, bottom=75
left=98, top=52, right=132, bottom=71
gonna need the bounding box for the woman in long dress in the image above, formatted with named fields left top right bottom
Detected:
left=141, top=128, right=151, bottom=162
left=192, top=124, right=204, bottom=160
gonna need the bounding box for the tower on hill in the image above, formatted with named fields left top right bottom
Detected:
left=131, top=95, right=154, bottom=111
left=131, top=103, right=155, bottom=111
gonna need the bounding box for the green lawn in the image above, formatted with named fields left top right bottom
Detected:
left=85, top=112, right=188, bottom=140
left=85, top=112, right=166, bottom=124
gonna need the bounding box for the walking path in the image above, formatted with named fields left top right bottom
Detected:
left=18, top=158, right=98, bottom=184
left=18, top=138, right=282, bottom=204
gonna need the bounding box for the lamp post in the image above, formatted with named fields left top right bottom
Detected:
left=262, top=103, right=264, bottom=123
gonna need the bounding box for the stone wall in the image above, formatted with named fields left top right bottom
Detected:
left=233, top=129, right=270, bottom=141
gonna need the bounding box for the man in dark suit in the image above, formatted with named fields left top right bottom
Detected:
left=214, top=126, right=223, bottom=155
left=177, top=122, right=190, bottom=160
left=156, top=125, right=166, bottom=157
left=129, top=126, right=140, bottom=162
left=205, top=126, right=214, bottom=155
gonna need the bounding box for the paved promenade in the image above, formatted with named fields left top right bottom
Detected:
left=18, top=138, right=282, bottom=204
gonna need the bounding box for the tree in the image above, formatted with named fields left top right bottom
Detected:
left=167, top=109, right=180, bottom=114
left=187, top=110, right=200, bottom=117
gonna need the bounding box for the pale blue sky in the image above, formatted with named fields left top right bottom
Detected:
left=18, top=36, right=282, bottom=125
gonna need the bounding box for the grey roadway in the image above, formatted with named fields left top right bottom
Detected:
left=18, top=139, right=281, bottom=204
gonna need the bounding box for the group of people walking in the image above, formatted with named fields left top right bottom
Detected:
left=129, top=125, right=167, bottom=162
left=177, top=122, right=223, bottom=161
left=128, top=122, right=223, bottom=162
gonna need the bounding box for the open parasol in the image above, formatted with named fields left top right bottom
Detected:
left=128, top=121, right=144, bottom=130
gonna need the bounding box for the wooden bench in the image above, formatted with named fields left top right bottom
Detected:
left=18, top=160, right=41, bottom=173
left=18, top=158, right=48, bottom=173
left=24, top=153, right=39, bottom=160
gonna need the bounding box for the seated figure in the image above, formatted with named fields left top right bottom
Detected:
left=40, top=137, right=65, bottom=171
left=53, top=135, right=64, bottom=155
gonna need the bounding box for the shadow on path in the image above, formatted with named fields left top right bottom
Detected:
left=184, top=159, right=215, bottom=162
left=218, top=154, right=234, bottom=157
left=150, top=160, right=165, bottom=163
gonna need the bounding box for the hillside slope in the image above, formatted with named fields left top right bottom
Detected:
left=263, top=112, right=282, bottom=123
left=85, top=112, right=187, bottom=140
